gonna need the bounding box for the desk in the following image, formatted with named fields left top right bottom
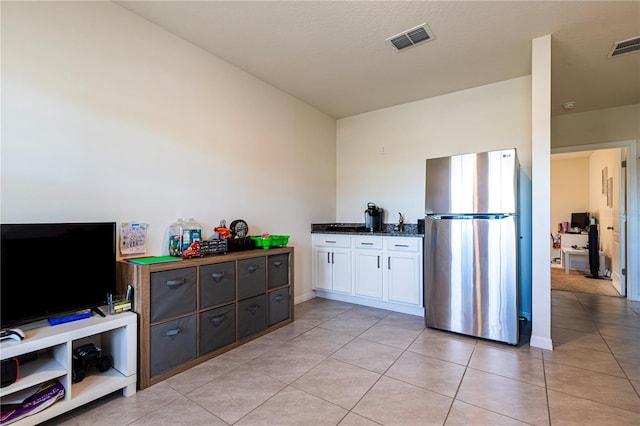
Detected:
left=562, top=248, right=605, bottom=275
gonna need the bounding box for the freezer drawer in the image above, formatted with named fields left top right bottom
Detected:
left=424, top=215, right=519, bottom=344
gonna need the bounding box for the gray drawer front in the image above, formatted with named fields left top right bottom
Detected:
left=200, top=262, right=236, bottom=309
left=150, top=315, right=197, bottom=377
left=237, top=294, right=266, bottom=340
left=200, top=304, right=236, bottom=356
left=150, top=267, right=197, bottom=323
left=268, top=254, right=289, bottom=289
left=268, top=288, right=290, bottom=326
left=237, top=257, right=266, bottom=300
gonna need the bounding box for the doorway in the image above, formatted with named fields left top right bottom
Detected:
left=551, top=144, right=631, bottom=298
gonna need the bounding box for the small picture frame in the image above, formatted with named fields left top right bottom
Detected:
left=607, top=177, right=613, bottom=208
left=601, top=167, right=608, bottom=194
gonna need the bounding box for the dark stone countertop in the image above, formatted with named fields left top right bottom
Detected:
left=311, top=223, right=423, bottom=237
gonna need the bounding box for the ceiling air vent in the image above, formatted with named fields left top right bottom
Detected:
left=608, top=36, right=640, bottom=58
left=386, top=23, right=435, bottom=52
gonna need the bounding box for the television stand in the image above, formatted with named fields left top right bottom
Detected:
left=0, top=310, right=137, bottom=425
left=91, top=307, right=106, bottom=317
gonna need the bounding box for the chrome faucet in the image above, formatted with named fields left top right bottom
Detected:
left=396, top=212, right=405, bottom=232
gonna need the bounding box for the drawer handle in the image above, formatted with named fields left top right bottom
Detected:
left=361, top=242, right=374, bottom=246
left=210, top=272, right=225, bottom=282
left=165, top=328, right=180, bottom=336
left=274, top=294, right=284, bottom=303
left=211, top=315, right=226, bottom=327
left=325, top=240, right=337, bottom=244
left=246, top=265, right=259, bottom=273
left=394, top=244, right=409, bottom=248
left=166, top=279, right=185, bottom=287
left=272, top=261, right=282, bottom=268
left=246, top=304, right=260, bottom=314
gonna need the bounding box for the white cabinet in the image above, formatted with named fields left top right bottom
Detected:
left=353, top=236, right=384, bottom=299
left=0, top=312, right=137, bottom=425
left=386, top=237, right=423, bottom=306
left=312, top=235, right=352, bottom=294
left=312, top=233, right=423, bottom=316
left=559, top=233, right=589, bottom=270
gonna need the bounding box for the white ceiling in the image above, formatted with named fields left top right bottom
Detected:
left=116, top=1, right=640, bottom=119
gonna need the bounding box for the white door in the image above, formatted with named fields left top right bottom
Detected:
left=611, top=151, right=627, bottom=296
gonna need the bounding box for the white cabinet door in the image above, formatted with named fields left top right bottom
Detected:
left=331, top=248, right=353, bottom=294
left=385, top=237, right=423, bottom=307
left=353, top=236, right=383, bottom=299
left=312, top=235, right=352, bottom=294
left=312, top=247, right=333, bottom=291
left=387, top=252, right=421, bottom=305
left=354, top=249, right=383, bottom=298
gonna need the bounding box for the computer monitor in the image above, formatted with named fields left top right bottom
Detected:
left=570, top=212, right=590, bottom=231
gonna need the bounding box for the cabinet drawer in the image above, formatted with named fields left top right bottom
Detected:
left=353, top=236, right=383, bottom=249
left=312, top=234, right=351, bottom=248
left=200, top=262, right=236, bottom=309
left=150, top=314, right=196, bottom=377
left=238, top=257, right=266, bottom=300
left=268, top=253, right=289, bottom=289
left=268, top=288, right=290, bottom=326
left=200, top=304, right=236, bottom=356
left=238, top=294, right=266, bottom=340
left=150, top=267, right=197, bottom=323
left=385, top=237, right=421, bottom=252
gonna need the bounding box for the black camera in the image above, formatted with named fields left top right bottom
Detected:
left=72, top=343, right=112, bottom=383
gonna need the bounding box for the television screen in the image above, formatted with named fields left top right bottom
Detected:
left=570, top=212, right=590, bottom=231
left=1, top=222, right=116, bottom=328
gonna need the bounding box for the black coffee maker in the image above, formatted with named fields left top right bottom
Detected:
left=364, top=202, right=384, bottom=232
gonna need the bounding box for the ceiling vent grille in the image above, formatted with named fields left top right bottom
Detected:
left=386, top=23, right=435, bottom=52
left=608, top=36, right=640, bottom=58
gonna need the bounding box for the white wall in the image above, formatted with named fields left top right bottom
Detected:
left=552, top=105, right=640, bottom=148
left=0, top=1, right=336, bottom=303
left=336, top=76, right=532, bottom=225
left=551, top=156, right=590, bottom=234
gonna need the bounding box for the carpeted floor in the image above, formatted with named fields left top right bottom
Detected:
left=550, top=266, right=621, bottom=297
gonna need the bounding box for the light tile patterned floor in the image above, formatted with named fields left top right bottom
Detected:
left=45, top=290, right=640, bottom=425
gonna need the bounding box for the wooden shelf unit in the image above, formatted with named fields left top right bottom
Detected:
left=117, top=247, right=294, bottom=389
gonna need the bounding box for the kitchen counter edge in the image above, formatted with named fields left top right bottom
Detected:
left=311, top=223, right=423, bottom=237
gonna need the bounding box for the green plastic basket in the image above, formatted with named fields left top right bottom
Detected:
left=249, top=235, right=289, bottom=250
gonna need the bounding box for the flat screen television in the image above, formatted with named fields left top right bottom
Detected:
left=1, top=222, right=117, bottom=329
left=570, top=212, right=590, bottom=231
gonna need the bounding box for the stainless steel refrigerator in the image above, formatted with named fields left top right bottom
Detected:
left=424, top=148, right=519, bottom=345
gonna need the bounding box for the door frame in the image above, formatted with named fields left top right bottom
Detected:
left=552, top=139, right=638, bottom=301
